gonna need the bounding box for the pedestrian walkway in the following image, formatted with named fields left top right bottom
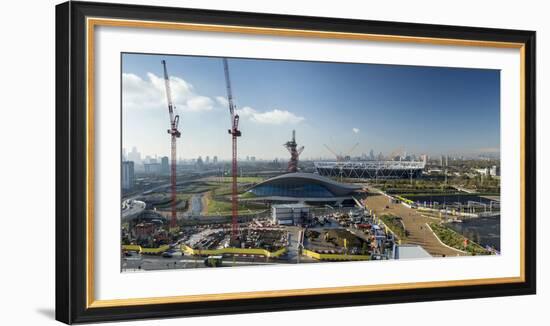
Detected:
left=365, top=192, right=465, bottom=257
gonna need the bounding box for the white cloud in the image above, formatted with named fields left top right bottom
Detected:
left=236, top=106, right=304, bottom=125
left=352, top=128, right=360, bottom=134
left=215, top=96, right=229, bottom=108
left=122, top=72, right=216, bottom=113
left=187, top=96, right=214, bottom=112
left=236, top=106, right=257, bottom=118
left=122, top=73, right=304, bottom=125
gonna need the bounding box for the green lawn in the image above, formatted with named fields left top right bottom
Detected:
left=204, top=197, right=267, bottom=215
left=429, top=222, right=490, bottom=255
left=380, top=215, right=408, bottom=239
left=150, top=193, right=191, bottom=210
left=220, top=176, right=265, bottom=183
left=240, top=191, right=257, bottom=199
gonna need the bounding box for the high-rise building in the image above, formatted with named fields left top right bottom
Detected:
left=369, top=149, right=375, bottom=160
left=122, top=161, right=135, bottom=190
left=144, top=163, right=161, bottom=174
left=213, top=156, right=218, bottom=164
left=127, top=147, right=141, bottom=164
left=205, top=156, right=210, bottom=164
left=420, top=154, right=428, bottom=164
left=161, top=156, right=169, bottom=174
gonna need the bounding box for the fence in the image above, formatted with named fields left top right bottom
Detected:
left=122, top=244, right=170, bottom=254
left=302, top=249, right=370, bottom=261
left=180, top=244, right=287, bottom=258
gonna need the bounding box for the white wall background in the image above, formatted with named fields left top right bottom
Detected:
left=0, top=0, right=545, bottom=325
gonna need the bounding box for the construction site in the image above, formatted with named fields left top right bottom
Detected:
left=121, top=57, right=500, bottom=271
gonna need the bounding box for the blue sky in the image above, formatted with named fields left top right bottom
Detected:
left=122, top=53, right=500, bottom=160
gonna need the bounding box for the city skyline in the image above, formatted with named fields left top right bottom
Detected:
left=122, top=145, right=498, bottom=164
left=122, top=53, right=500, bottom=160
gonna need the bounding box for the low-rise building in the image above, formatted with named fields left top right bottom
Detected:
left=271, top=203, right=310, bottom=225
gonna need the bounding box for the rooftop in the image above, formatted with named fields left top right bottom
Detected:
left=394, top=244, right=432, bottom=260
left=272, top=203, right=310, bottom=209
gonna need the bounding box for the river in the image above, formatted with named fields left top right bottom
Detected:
left=446, top=216, right=500, bottom=251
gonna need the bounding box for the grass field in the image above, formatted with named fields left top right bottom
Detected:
left=240, top=191, right=257, bottom=198
left=220, top=176, right=265, bottom=183
left=380, top=215, right=408, bottom=239
left=150, top=193, right=191, bottom=210
left=429, top=222, right=490, bottom=255
left=204, top=197, right=267, bottom=215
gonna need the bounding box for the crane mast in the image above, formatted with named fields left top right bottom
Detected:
left=223, top=58, right=241, bottom=244
left=161, top=60, right=181, bottom=231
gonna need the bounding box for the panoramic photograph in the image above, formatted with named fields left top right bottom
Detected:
left=120, top=53, right=501, bottom=271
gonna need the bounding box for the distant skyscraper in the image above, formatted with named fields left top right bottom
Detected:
left=122, top=161, right=135, bottom=190
left=161, top=156, right=169, bottom=174
left=205, top=156, right=210, bottom=164
left=369, top=149, right=375, bottom=160
left=213, top=156, right=218, bottom=164
left=420, top=154, right=428, bottom=164
left=127, top=146, right=141, bottom=164
left=144, top=163, right=161, bottom=174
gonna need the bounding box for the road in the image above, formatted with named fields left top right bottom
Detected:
left=122, top=253, right=280, bottom=271
left=188, top=194, right=204, bottom=216
left=121, top=200, right=146, bottom=219
left=285, top=227, right=301, bottom=263
left=365, top=192, right=465, bottom=257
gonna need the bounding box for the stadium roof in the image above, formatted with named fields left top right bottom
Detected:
left=248, top=172, right=361, bottom=198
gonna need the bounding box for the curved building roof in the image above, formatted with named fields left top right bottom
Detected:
left=248, top=172, right=361, bottom=198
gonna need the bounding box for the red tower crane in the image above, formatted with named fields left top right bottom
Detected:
left=222, top=58, right=241, bottom=244
left=161, top=60, right=181, bottom=230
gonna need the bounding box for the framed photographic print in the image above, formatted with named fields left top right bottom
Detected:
left=55, top=1, right=536, bottom=324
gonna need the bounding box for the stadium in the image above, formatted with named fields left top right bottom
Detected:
left=246, top=172, right=362, bottom=205
left=314, top=160, right=426, bottom=179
